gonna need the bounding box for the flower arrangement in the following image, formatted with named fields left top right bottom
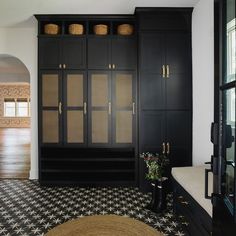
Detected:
left=140, top=152, right=169, bottom=181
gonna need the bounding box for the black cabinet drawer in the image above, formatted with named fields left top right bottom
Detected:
left=173, top=180, right=212, bottom=236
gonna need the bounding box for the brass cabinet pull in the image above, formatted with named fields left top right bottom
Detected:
left=59, top=64, right=62, bottom=69
left=59, top=102, right=62, bottom=114
left=162, top=142, right=166, bottom=154
left=108, top=64, right=111, bottom=69
left=63, top=64, right=66, bottom=69
left=112, top=64, right=115, bottom=69
left=132, top=102, right=135, bottom=115
left=83, top=102, right=87, bottom=115
left=181, top=201, right=189, bottom=205
left=167, top=142, right=170, bottom=154
left=108, top=102, right=111, bottom=115
left=166, top=65, right=170, bottom=78
left=162, top=65, right=165, bottom=78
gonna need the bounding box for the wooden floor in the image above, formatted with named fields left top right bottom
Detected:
left=0, top=128, right=30, bottom=179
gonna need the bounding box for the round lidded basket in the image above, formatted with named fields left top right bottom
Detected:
left=44, top=23, right=60, bottom=35
left=94, top=24, right=108, bottom=35
left=117, top=24, right=134, bottom=35
left=69, top=24, right=84, bottom=35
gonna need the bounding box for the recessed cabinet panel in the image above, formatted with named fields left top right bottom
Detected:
left=67, top=111, right=84, bottom=143
left=116, top=111, right=132, bottom=143
left=62, top=38, right=86, bottom=69
left=67, top=74, right=83, bottom=107
left=140, top=111, right=165, bottom=153
left=165, top=33, right=191, bottom=75
left=92, top=111, right=108, bottom=143
left=42, top=74, right=59, bottom=107
left=112, top=38, right=136, bottom=70
left=91, top=74, right=109, bottom=107
left=166, top=111, right=192, bottom=167
left=43, top=110, right=59, bottom=143
left=139, top=33, right=164, bottom=73
left=166, top=73, right=191, bottom=110
left=140, top=72, right=165, bottom=110
left=115, top=73, right=132, bottom=108
left=39, top=38, right=61, bottom=69
left=88, top=38, right=110, bottom=69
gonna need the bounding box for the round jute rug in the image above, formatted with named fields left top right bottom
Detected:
left=45, top=215, right=163, bottom=236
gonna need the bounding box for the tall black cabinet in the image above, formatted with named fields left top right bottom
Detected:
left=136, top=8, right=193, bottom=190
left=35, top=9, right=193, bottom=187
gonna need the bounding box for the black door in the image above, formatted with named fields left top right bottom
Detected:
left=212, top=0, right=236, bottom=235
left=62, top=38, right=86, bottom=69
left=39, top=70, right=63, bottom=145
left=166, top=111, right=192, bottom=167
left=38, top=38, right=61, bottom=69
left=87, top=37, right=111, bottom=70
left=63, top=70, right=87, bottom=146
left=165, top=32, right=192, bottom=110
left=111, top=37, right=136, bottom=70
left=111, top=71, right=136, bottom=147
left=139, top=32, right=165, bottom=110
left=88, top=71, right=112, bottom=147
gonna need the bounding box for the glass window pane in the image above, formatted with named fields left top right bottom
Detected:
left=17, top=102, right=28, bottom=117
left=224, top=88, right=235, bottom=206
left=4, top=101, right=16, bottom=117
left=225, top=1, right=236, bottom=83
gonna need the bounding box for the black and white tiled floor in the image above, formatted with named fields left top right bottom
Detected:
left=0, top=180, right=185, bottom=236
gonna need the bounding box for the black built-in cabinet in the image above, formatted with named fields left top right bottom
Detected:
left=35, top=8, right=193, bottom=187
left=136, top=8, right=193, bottom=191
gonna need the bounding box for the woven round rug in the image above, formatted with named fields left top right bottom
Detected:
left=45, top=215, right=163, bottom=236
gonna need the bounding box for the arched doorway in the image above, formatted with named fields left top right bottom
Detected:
left=0, top=54, right=31, bottom=178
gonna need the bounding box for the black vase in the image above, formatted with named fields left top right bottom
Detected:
left=146, top=178, right=168, bottom=213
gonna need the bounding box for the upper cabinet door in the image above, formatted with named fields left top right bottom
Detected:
left=62, top=38, right=86, bottom=69
left=88, top=37, right=111, bottom=70
left=39, top=38, right=61, bottom=69
left=111, top=38, right=136, bottom=70
left=165, top=32, right=192, bottom=110
left=139, top=33, right=164, bottom=73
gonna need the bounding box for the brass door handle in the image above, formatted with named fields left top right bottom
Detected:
left=112, top=64, right=115, bottom=69
left=166, top=65, right=170, bottom=78
left=108, top=64, right=111, bottom=69
left=167, top=142, right=170, bottom=155
left=59, top=102, right=62, bottom=114
left=63, top=64, right=66, bottom=69
left=132, top=102, right=135, bottom=115
left=162, top=142, right=166, bottom=154
left=83, top=102, right=87, bottom=115
left=162, top=65, right=166, bottom=78
left=108, top=102, right=111, bottom=115
left=59, top=64, right=62, bottom=69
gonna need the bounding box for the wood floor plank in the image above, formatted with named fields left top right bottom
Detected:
left=0, top=128, right=30, bottom=179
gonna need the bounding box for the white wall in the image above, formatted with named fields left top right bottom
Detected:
left=0, top=26, right=38, bottom=178
left=0, top=0, right=214, bottom=179
left=192, top=0, right=214, bottom=165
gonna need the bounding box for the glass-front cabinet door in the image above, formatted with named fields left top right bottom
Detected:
left=112, top=71, right=136, bottom=146
left=64, top=71, right=87, bottom=145
left=41, top=71, right=62, bottom=144
left=88, top=71, right=111, bottom=146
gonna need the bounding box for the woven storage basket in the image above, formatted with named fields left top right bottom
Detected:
left=69, top=24, right=84, bottom=35
left=44, top=24, right=60, bottom=35
left=117, top=24, right=134, bottom=35
left=94, top=24, right=108, bottom=35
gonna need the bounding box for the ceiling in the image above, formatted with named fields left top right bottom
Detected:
left=0, top=0, right=200, bottom=28
left=0, top=55, right=30, bottom=83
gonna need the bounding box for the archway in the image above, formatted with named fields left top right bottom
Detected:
left=0, top=54, right=31, bottom=178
